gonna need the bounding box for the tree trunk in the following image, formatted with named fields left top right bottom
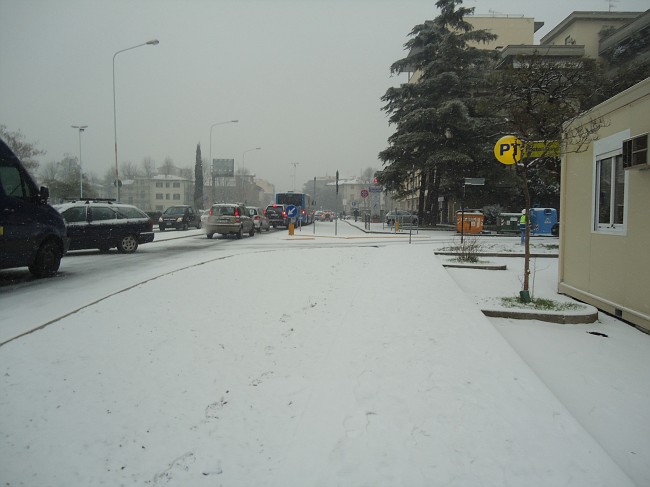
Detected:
left=418, top=170, right=427, bottom=221
left=521, top=161, right=532, bottom=296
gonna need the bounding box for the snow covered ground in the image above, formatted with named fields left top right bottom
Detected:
left=1, top=221, right=648, bottom=486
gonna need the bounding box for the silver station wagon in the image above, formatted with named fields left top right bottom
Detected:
left=205, top=203, right=255, bottom=239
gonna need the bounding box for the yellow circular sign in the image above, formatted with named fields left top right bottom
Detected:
left=494, top=135, right=523, bottom=165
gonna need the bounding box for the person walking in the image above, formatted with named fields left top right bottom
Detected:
left=520, top=210, right=527, bottom=245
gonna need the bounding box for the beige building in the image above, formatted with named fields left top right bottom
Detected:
left=120, top=174, right=194, bottom=212
left=467, top=15, right=541, bottom=50
left=540, top=11, right=642, bottom=59
left=559, top=77, right=650, bottom=332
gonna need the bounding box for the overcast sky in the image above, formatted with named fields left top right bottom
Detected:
left=1, top=0, right=647, bottom=192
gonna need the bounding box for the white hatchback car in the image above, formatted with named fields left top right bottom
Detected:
left=248, top=206, right=271, bottom=232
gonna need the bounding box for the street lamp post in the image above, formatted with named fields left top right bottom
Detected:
left=71, top=125, right=88, bottom=198
left=209, top=120, right=239, bottom=202
left=113, top=39, right=159, bottom=202
left=242, top=147, right=261, bottom=172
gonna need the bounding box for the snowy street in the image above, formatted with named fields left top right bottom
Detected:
left=1, top=221, right=648, bottom=486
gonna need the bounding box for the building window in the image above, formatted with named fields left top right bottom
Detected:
left=173, top=193, right=181, bottom=200
left=155, top=182, right=163, bottom=188
left=166, top=182, right=170, bottom=188
left=173, top=182, right=180, bottom=188
left=166, top=194, right=171, bottom=200
left=595, top=155, right=626, bottom=231
left=623, top=133, right=648, bottom=169
left=156, top=193, right=163, bottom=200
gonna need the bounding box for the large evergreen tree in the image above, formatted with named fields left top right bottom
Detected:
left=378, top=0, right=502, bottom=224
left=194, top=143, right=204, bottom=209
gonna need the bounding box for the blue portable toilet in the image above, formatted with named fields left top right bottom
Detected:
left=529, top=208, right=558, bottom=235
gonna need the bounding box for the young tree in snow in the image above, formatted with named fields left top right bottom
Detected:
left=492, top=54, right=605, bottom=297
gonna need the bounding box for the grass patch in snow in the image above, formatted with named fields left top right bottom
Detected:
left=500, top=296, right=582, bottom=311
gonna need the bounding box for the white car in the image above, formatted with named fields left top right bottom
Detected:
left=248, top=206, right=271, bottom=232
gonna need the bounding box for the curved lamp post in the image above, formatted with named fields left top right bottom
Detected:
left=71, top=125, right=88, bottom=198
left=209, top=120, right=239, bottom=202
left=242, top=146, right=261, bottom=172
left=113, top=39, right=159, bottom=202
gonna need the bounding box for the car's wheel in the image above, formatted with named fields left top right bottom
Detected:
left=117, top=234, right=139, bottom=253
left=28, top=239, right=62, bottom=278
left=250, top=226, right=256, bottom=237
left=206, top=233, right=214, bottom=239
left=197, top=221, right=202, bottom=229
left=237, top=227, right=243, bottom=239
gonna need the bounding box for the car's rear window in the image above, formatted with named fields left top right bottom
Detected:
left=164, top=207, right=186, bottom=216
left=214, top=206, right=235, bottom=216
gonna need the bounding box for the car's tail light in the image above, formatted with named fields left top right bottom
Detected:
left=209, top=208, right=214, bottom=216
left=254, top=215, right=260, bottom=221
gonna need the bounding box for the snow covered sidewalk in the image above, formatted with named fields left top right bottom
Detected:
left=0, top=241, right=640, bottom=486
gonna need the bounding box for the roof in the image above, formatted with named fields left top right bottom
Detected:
left=540, top=11, right=642, bottom=45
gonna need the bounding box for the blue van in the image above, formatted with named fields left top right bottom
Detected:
left=0, top=137, right=69, bottom=277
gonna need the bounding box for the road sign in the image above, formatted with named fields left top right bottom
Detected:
left=360, top=189, right=369, bottom=198
left=369, top=185, right=382, bottom=192
left=286, top=205, right=298, bottom=218
left=494, top=135, right=523, bottom=165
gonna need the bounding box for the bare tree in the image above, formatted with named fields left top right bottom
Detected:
left=160, top=157, right=175, bottom=176
left=494, top=55, right=605, bottom=298
left=0, top=124, right=45, bottom=174
left=120, top=161, right=140, bottom=180
left=141, top=156, right=156, bottom=177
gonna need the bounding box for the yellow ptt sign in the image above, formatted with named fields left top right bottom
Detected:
left=494, top=135, right=523, bottom=165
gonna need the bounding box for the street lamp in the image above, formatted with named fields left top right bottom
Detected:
left=113, top=39, right=159, bottom=202
left=71, top=125, right=87, bottom=199
left=242, top=147, right=261, bottom=172
left=209, top=120, right=239, bottom=202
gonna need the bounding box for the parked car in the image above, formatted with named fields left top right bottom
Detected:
left=55, top=199, right=154, bottom=253
left=385, top=209, right=418, bottom=225
left=158, top=205, right=201, bottom=231
left=248, top=206, right=270, bottom=232
left=205, top=203, right=255, bottom=239
left=0, top=137, right=69, bottom=277
left=264, top=204, right=290, bottom=228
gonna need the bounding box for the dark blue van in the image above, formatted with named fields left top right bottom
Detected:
left=0, top=137, right=68, bottom=277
